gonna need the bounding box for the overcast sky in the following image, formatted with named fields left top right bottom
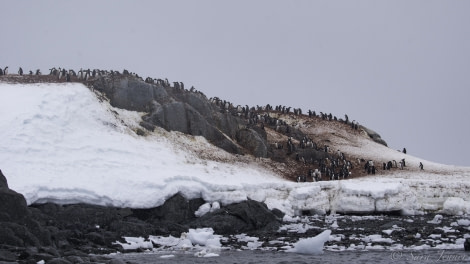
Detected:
left=1, top=1, right=469, bottom=166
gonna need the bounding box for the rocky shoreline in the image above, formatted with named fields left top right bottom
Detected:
left=1, top=169, right=469, bottom=263
left=0, top=169, right=283, bottom=263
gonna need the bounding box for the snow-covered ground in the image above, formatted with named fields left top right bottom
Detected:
left=1, top=82, right=470, bottom=217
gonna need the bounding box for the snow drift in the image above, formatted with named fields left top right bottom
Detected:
left=1, top=82, right=470, bottom=216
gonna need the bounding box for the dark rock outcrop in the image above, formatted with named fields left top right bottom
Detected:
left=0, top=171, right=53, bottom=262
left=189, top=199, right=282, bottom=235
left=0, top=186, right=30, bottom=222
left=361, top=126, right=388, bottom=146
left=0, top=169, right=8, bottom=188
left=92, top=76, right=254, bottom=155
left=236, top=128, right=268, bottom=158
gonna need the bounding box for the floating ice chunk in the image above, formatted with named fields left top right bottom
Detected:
left=330, top=221, right=338, bottom=229
left=278, top=223, right=318, bottom=233
left=187, top=228, right=221, bottom=248
left=283, top=215, right=300, bottom=222
left=362, top=234, right=393, bottom=244
left=114, top=237, right=153, bottom=250
left=427, top=214, right=443, bottom=224
left=149, top=235, right=180, bottom=247
left=194, top=249, right=219, bottom=257
left=176, top=232, right=193, bottom=249
left=329, top=234, right=343, bottom=242
left=235, top=234, right=262, bottom=249
left=176, top=237, right=193, bottom=249
left=286, top=230, right=331, bottom=254
left=160, top=255, right=175, bottom=258
left=457, top=219, right=470, bottom=226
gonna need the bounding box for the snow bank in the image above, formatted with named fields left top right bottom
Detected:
left=441, top=197, right=470, bottom=215
left=0, top=83, right=285, bottom=208
left=195, top=202, right=220, bottom=217
left=1, top=82, right=470, bottom=216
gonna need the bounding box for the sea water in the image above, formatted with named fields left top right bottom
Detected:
left=108, top=214, right=470, bottom=263
left=110, top=249, right=470, bottom=264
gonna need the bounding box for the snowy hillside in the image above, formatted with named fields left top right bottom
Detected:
left=1, top=82, right=470, bottom=215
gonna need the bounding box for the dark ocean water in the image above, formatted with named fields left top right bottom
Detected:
left=109, top=249, right=470, bottom=264
left=107, top=214, right=470, bottom=263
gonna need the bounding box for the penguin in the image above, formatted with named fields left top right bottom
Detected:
left=78, top=68, right=83, bottom=79
left=3, top=66, right=8, bottom=75
left=18, top=67, right=23, bottom=75
left=49, top=67, right=57, bottom=75
left=0, top=68, right=3, bottom=75
left=58, top=68, right=63, bottom=79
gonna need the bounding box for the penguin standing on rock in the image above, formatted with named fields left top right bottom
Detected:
left=3, top=66, right=8, bottom=75
left=18, top=67, right=23, bottom=75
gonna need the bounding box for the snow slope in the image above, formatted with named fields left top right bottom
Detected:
left=1, top=82, right=469, bottom=215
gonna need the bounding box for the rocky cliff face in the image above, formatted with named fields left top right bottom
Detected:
left=92, top=75, right=268, bottom=156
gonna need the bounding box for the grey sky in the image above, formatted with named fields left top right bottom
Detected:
left=1, top=0, right=469, bottom=166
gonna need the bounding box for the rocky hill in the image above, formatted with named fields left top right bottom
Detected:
left=1, top=71, right=395, bottom=182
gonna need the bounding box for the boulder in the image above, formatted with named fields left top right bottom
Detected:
left=0, top=170, right=31, bottom=222
left=93, top=77, right=156, bottom=112
left=236, top=128, right=268, bottom=158
left=133, top=194, right=205, bottom=224
left=0, top=188, right=30, bottom=222
left=0, top=222, right=41, bottom=247
left=360, top=126, right=388, bottom=146
left=189, top=199, right=281, bottom=235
